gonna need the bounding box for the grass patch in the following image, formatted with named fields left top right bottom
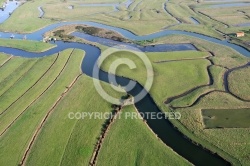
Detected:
left=99, top=37, right=249, bottom=164
left=97, top=105, right=191, bottom=166
left=0, top=50, right=73, bottom=134
left=170, top=65, right=226, bottom=108
left=0, top=39, right=55, bottom=52
left=177, top=91, right=250, bottom=165
left=0, top=0, right=54, bottom=33
left=100, top=50, right=210, bottom=101
left=228, top=66, right=250, bottom=100
left=0, top=49, right=83, bottom=166
left=146, top=50, right=208, bottom=62
left=0, top=0, right=177, bottom=35
left=25, top=76, right=126, bottom=166
left=0, top=57, right=39, bottom=97
left=170, top=86, right=212, bottom=108
left=0, top=55, right=56, bottom=114
left=0, top=57, right=35, bottom=87
left=155, top=34, right=249, bottom=68
left=0, top=53, right=10, bottom=64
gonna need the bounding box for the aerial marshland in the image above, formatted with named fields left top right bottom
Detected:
left=0, top=0, right=249, bottom=166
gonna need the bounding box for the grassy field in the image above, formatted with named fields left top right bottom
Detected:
left=170, top=65, right=226, bottom=108
left=24, top=75, right=127, bottom=166
left=0, top=0, right=5, bottom=6
left=0, top=53, right=10, bottom=64
left=0, top=57, right=37, bottom=88
left=154, top=34, right=249, bottom=68
left=228, top=66, right=250, bottom=101
left=43, top=2, right=113, bottom=20
left=0, top=0, right=248, bottom=43
left=0, top=51, right=71, bottom=134
left=0, top=0, right=177, bottom=35
left=0, top=0, right=250, bottom=165
left=177, top=92, right=250, bottom=165
left=100, top=50, right=210, bottom=95
left=0, top=0, right=249, bottom=44
left=0, top=54, right=58, bottom=115
left=97, top=105, right=191, bottom=166
left=0, top=49, right=85, bottom=165
left=195, top=5, right=250, bottom=26
left=153, top=34, right=250, bottom=165
left=146, top=50, right=209, bottom=62
left=189, top=1, right=250, bottom=48
left=99, top=34, right=250, bottom=164
left=0, top=48, right=190, bottom=165
left=202, top=108, right=250, bottom=128
left=0, top=58, right=40, bottom=98
left=0, top=0, right=54, bottom=33
left=0, top=39, right=55, bottom=52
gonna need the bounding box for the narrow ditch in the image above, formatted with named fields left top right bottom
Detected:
left=19, top=74, right=82, bottom=166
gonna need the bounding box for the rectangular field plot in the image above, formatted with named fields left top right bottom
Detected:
left=196, top=4, right=250, bottom=25
left=202, top=108, right=250, bottom=129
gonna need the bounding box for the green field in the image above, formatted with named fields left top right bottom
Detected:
left=0, top=0, right=249, bottom=43
left=24, top=75, right=126, bottom=166
left=100, top=50, right=210, bottom=95
left=178, top=91, right=250, bottom=165
left=0, top=39, right=55, bottom=52
left=0, top=0, right=180, bottom=35
left=195, top=4, right=250, bottom=26
left=155, top=34, right=248, bottom=68
left=0, top=49, right=193, bottom=165
left=228, top=66, right=250, bottom=101
left=202, top=108, right=250, bottom=128
left=97, top=105, right=191, bottom=166
left=1, top=0, right=250, bottom=45
left=99, top=35, right=250, bottom=165
left=0, top=49, right=85, bottom=165
left=1, top=0, right=250, bottom=165
left=0, top=53, right=10, bottom=64
left=0, top=48, right=188, bottom=165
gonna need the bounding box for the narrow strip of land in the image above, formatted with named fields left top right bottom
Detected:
left=20, top=74, right=82, bottom=165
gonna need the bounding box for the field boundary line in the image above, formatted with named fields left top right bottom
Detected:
left=164, top=52, right=236, bottom=108
left=89, top=106, right=123, bottom=166
left=0, top=55, right=13, bottom=68
left=0, top=59, right=40, bottom=98
left=0, top=53, right=60, bottom=116
left=164, top=56, right=213, bottom=105
left=154, top=57, right=208, bottom=63
left=224, top=62, right=250, bottom=102
left=19, top=74, right=82, bottom=166
left=0, top=57, right=63, bottom=136
left=163, top=1, right=182, bottom=24
left=132, top=104, right=192, bottom=164
left=58, top=87, right=97, bottom=166
left=0, top=49, right=76, bottom=136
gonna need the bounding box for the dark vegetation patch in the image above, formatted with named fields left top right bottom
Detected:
left=75, top=26, right=127, bottom=42
left=202, top=108, right=250, bottom=128
left=53, top=30, right=75, bottom=41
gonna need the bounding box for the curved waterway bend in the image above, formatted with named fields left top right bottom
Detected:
left=1, top=20, right=248, bottom=165
left=0, top=21, right=249, bottom=57
left=0, top=39, right=230, bottom=165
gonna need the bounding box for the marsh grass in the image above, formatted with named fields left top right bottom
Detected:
left=97, top=105, right=191, bottom=166
left=0, top=39, right=55, bottom=52
left=228, top=66, right=250, bottom=100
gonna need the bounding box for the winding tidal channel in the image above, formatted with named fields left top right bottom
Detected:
left=1, top=21, right=250, bottom=165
